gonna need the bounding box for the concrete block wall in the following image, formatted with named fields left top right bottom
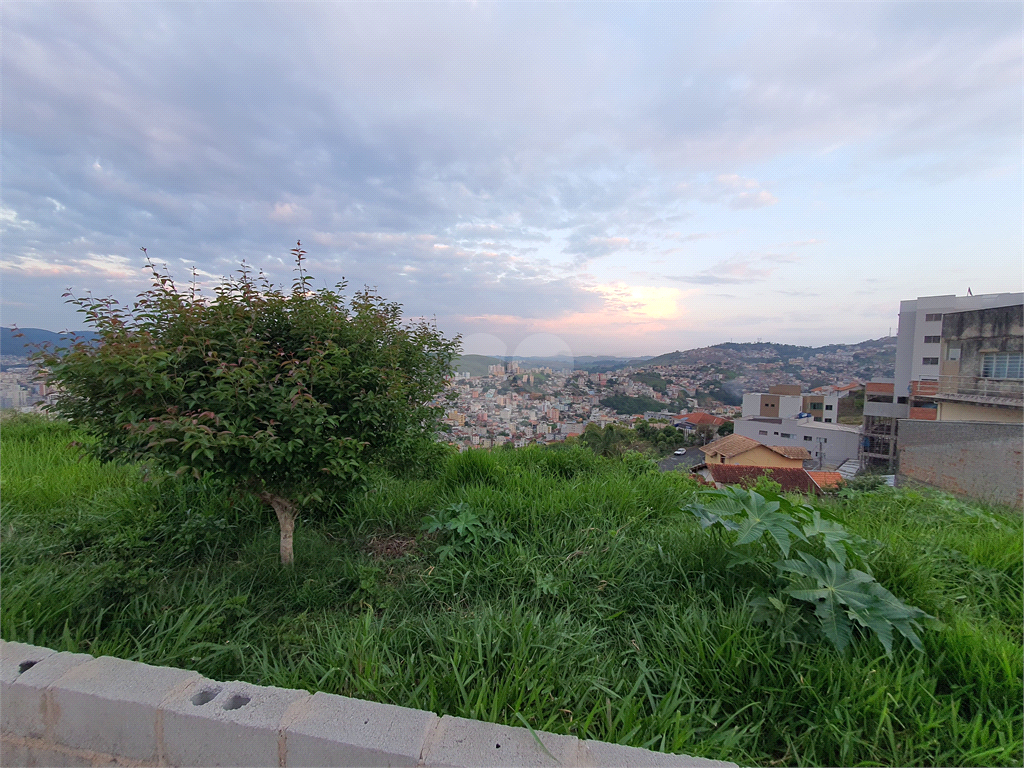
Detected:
left=1, top=640, right=735, bottom=768
left=896, top=419, right=1024, bottom=508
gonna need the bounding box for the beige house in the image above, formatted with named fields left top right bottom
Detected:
left=699, top=434, right=811, bottom=467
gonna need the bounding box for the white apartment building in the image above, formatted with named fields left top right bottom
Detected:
left=740, top=385, right=840, bottom=423
left=734, top=385, right=858, bottom=468
left=863, top=291, right=1024, bottom=468
left=893, top=292, right=1023, bottom=400
left=733, top=416, right=861, bottom=469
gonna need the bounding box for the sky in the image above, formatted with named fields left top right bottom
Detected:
left=2, top=1, right=1021, bottom=358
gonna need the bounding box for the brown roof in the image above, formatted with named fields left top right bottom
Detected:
left=700, top=434, right=811, bottom=462
left=766, top=445, right=813, bottom=460
left=699, top=464, right=818, bottom=493
left=679, top=412, right=729, bottom=427
left=807, top=471, right=844, bottom=490
left=699, top=434, right=762, bottom=458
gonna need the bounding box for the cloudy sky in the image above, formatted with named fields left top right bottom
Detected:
left=2, top=2, right=1021, bottom=358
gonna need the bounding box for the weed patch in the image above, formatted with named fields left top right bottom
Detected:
left=2, top=415, right=1021, bottom=767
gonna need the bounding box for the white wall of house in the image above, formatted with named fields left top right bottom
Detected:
left=741, top=393, right=803, bottom=419
left=734, top=417, right=862, bottom=468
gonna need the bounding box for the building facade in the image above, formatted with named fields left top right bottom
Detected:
left=740, top=385, right=840, bottom=423
left=733, top=416, right=861, bottom=469
left=862, top=291, right=1024, bottom=469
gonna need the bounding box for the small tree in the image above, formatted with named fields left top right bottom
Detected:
left=695, top=424, right=715, bottom=445
left=38, top=243, right=460, bottom=565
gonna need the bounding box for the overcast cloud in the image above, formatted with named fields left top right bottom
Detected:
left=2, top=1, right=1020, bottom=356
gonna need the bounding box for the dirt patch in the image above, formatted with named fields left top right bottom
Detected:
left=363, top=533, right=418, bottom=560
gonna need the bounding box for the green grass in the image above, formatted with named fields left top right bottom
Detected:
left=2, top=413, right=1021, bottom=766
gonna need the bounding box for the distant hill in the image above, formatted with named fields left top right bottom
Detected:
left=456, top=354, right=640, bottom=373
left=1, top=327, right=96, bottom=357
left=624, top=338, right=896, bottom=372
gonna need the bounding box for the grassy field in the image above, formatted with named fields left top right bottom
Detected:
left=2, top=414, right=1021, bottom=766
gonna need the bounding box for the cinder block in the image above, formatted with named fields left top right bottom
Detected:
left=0, top=641, right=58, bottom=684
left=20, top=744, right=96, bottom=767
left=580, top=740, right=737, bottom=768
left=47, top=655, right=200, bottom=763
left=1, top=736, right=28, bottom=767
left=421, top=714, right=580, bottom=767
left=0, top=735, right=122, bottom=768
left=284, top=691, right=439, bottom=767
left=160, top=676, right=309, bottom=767
left=1, top=649, right=95, bottom=738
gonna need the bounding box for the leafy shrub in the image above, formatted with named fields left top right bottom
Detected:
left=36, top=244, right=459, bottom=564
left=622, top=450, right=659, bottom=478
left=421, top=502, right=512, bottom=561
left=685, top=486, right=933, bottom=655
left=840, top=473, right=889, bottom=494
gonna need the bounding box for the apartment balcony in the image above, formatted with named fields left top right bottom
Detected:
left=928, top=374, right=1024, bottom=408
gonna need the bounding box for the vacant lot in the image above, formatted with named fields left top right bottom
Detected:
left=2, top=415, right=1021, bottom=766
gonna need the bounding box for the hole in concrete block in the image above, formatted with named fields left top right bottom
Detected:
left=18, top=660, right=39, bottom=674
left=495, top=743, right=501, bottom=749
left=191, top=687, right=221, bottom=706
left=222, top=694, right=251, bottom=710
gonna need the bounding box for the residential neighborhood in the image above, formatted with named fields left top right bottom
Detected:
left=7, top=291, right=1020, bottom=503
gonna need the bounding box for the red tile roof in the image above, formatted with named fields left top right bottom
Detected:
left=807, top=471, right=844, bottom=490
left=698, top=464, right=818, bottom=493
left=679, top=412, right=729, bottom=427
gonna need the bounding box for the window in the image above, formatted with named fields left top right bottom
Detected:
left=981, top=353, right=1024, bottom=380
left=773, top=432, right=779, bottom=435
left=825, top=418, right=832, bottom=423
left=922, top=357, right=939, bottom=365
left=924, top=335, right=940, bottom=344
left=804, top=435, right=812, bottom=442
left=897, top=396, right=908, bottom=404
left=813, top=417, right=822, bottom=422
left=822, top=438, right=827, bottom=443
left=947, top=344, right=960, bottom=361
left=925, top=313, right=942, bottom=322
left=825, top=404, right=833, bottom=410
left=810, top=402, right=822, bottom=410
left=780, top=433, right=792, bottom=438
left=758, top=430, right=768, bottom=435
left=720, top=456, right=725, bottom=464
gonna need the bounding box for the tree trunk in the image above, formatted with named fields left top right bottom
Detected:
left=258, top=492, right=297, bottom=566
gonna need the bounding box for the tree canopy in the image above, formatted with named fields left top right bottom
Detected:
left=38, top=244, right=460, bottom=563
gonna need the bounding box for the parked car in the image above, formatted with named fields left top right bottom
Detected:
left=674, top=448, right=686, bottom=456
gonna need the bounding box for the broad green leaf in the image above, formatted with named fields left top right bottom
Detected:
left=847, top=603, right=894, bottom=655
left=801, top=510, right=866, bottom=565
left=734, top=500, right=804, bottom=556
left=687, top=504, right=740, bottom=531
left=814, top=598, right=853, bottom=653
